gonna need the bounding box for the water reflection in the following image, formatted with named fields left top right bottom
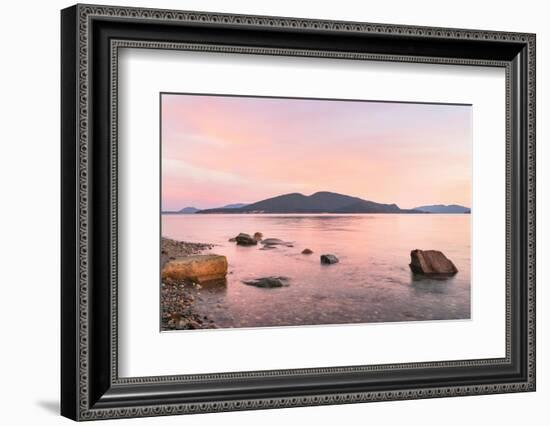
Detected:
left=410, top=274, right=454, bottom=295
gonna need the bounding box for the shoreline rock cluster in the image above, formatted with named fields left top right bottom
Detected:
left=228, top=232, right=334, bottom=265
left=161, top=237, right=220, bottom=330
left=160, top=235, right=460, bottom=330
left=161, top=278, right=217, bottom=330
left=226, top=231, right=341, bottom=289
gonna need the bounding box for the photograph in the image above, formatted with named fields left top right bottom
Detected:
left=160, top=93, right=473, bottom=331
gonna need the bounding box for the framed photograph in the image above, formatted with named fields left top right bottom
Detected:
left=61, top=4, right=536, bottom=421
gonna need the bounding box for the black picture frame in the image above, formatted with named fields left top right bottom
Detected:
left=61, top=4, right=536, bottom=421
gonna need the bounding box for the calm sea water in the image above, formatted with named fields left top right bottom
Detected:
left=162, top=214, right=471, bottom=328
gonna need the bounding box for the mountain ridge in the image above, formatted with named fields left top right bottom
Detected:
left=196, top=191, right=420, bottom=214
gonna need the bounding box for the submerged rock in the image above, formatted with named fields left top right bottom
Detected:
left=235, top=233, right=257, bottom=246
left=242, top=276, right=290, bottom=288
left=261, top=238, right=293, bottom=247
left=409, top=249, right=458, bottom=275
left=162, top=254, right=228, bottom=283
left=253, top=232, right=263, bottom=241
left=320, top=254, right=339, bottom=264
left=301, top=248, right=313, bottom=255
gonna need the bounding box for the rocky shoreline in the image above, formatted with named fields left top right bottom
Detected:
left=160, top=234, right=459, bottom=331
left=161, top=237, right=217, bottom=331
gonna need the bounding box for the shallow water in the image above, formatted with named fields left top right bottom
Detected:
left=162, top=214, right=471, bottom=329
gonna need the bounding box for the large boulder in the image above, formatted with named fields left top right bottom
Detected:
left=409, top=249, right=458, bottom=275
left=235, top=233, right=257, bottom=246
left=320, top=254, right=339, bottom=264
left=242, top=276, right=289, bottom=288
left=162, top=254, right=228, bottom=283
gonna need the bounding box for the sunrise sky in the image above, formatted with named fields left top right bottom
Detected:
left=161, top=93, right=472, bottom=211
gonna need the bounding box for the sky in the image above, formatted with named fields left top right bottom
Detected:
left=161, top=93, right=472, bottom=211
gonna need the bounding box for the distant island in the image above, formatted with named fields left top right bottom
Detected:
left=413, top=204, right=471, bottom=214
left=195, top=192, right=408, bottom=214
left=197, top=191, right=422, bottom=214
left=162, top=192, right=471, bottom=215
left=179, top=207, right=200, bottom=214
left=163, top=203, right=249, bottom=214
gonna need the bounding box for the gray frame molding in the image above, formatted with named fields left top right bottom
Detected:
left=61, top=3, right=536, bottom=421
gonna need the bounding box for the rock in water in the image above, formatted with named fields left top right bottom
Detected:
left=302, top=248, right=313, bottom=254
left=253, top=232, right=263, bottom=241
left=235, top=233, right=257, bottom=246
left=409, top=249, right=458, bottom=275
left=242, top=276, right=290, bottom=288
left=261, top=238, right=293, bottom=247
left=162, top=255, right=228, bottom=283
left=320, top=254, right=339, bottom=264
